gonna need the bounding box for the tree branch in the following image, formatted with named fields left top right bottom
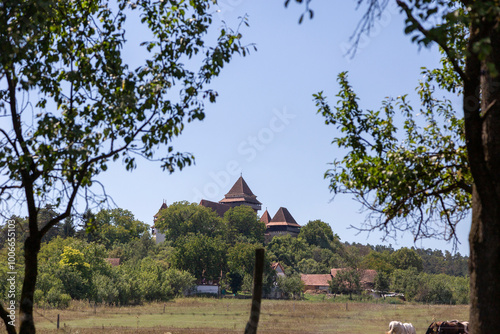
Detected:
left=0, top=129, right=20, bottom=158
left=5, top=68, right=40, bottom=240
left=396, top=0, right=466, bottom=82
left=0, top=302, right=17, bottom=334
left=39, top=109, right=157, bottom=237
left=457, top=180, right=473, bottom=194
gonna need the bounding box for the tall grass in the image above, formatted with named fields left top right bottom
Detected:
left=26, top=298, right=469, bottom=334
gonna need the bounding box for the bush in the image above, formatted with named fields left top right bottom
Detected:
left=414, top=273, right=469, bottom=304
left=46, top=287, right=71, bottom=308
left=92, top=274, right=119, bottom=305
left=163, top=269, right=195, bottom=297
left=57, top=266, right=89, bottom=300
left=277, top=274, right=304, bottom=299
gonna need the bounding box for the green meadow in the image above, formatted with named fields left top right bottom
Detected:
left=28, top=297, right=469, bottom=334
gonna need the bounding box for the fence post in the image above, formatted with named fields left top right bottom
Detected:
left=244, top=248, right=265, bottom=334
left=57, top=314, right=60, bottom=329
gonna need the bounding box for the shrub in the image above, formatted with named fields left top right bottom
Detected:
left=46, top=287, right=71, bottom=308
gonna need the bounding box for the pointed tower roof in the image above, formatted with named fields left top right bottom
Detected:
left=260, top=209, right=272, bottom=225
left=268, top=207, right=301, bottom=227
left=219, top=176, right=262, bottom=208
left=224, top=176, right=259, bottom=201
left=153, top=201, right=168, bottom=224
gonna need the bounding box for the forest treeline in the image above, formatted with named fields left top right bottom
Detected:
left=0, top=202, right=469, bottom=308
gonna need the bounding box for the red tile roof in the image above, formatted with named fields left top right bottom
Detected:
left=330, top=268, right=377, bottom=286
left=199, top=199, right=231, bottom=218
left=360, top=269, right=377, bottom=284
left=269, top=207, right=300, bottom=227
left=301, top=274, right=332, bottom=287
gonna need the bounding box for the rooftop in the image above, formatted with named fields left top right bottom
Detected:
left=301, top=274, right=332, bottom=287
left=260, top=209, right=272, bottom=225
left=199, top=199, right=232, bottom=218
left=269, top=207, right=301, bottom=227
left=219, top=176, right=262, bottom=206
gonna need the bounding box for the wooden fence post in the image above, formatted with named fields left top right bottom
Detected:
left=244, top=248, right=265, bottom=334
left=57, top=314, right=60, bottom=329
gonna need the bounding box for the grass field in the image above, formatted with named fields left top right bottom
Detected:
left=20, top=297, right=468, bottom=334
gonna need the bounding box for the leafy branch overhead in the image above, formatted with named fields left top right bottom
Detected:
left=0, top=0, right=253, bottom=332
left=314, top=70, right=471, bottom=243
left=285, top=0, right=500, bottom=332
left=286, top=0, right=472, bottom=244
left=0, top=0, right=253, bottom=227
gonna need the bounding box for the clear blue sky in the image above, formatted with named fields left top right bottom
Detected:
left=99, top=0, right=470, bottom=255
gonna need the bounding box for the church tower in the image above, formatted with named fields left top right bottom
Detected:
left=219, top=176, right=262, bottom=212
left=265, top=207, right=301, bottom=239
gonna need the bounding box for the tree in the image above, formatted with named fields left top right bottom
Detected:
left=223, top=205, right=265, bottom=245
left=266, top=234, right=312, bottom=269
left=154, top=201, right=226, bottom=244
left=331, top=268, right=361, bottom=299
left=390, top=267, right=422, bottom=301
left=286, top=1, right=500, bottom=330
left=85, top=208, right=150, bottom=248
left=297, top=258, right=323, bottom=274
left=277, top=274, right=304, bottom=299
left=226, top=242, right=259, bottom=294
left=391, top=247, right=423, bottom=272
left=173, top=234, right=228, bottom=281
left=163, top=269, right=196, bottom=298
left=0, top=0, right=251, bottom=331
left=227, top=242, right=262, bottom=276
left=227, top=270, right=244, bottom=294
left=316, top=71, right=470, bottom=243
left=298, top=219, right=336, bottom=249
left=361, top=250, right=394, bottom=273
left=374, top=271, right=390, bottom=293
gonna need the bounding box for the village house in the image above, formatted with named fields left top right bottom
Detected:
left=330, top=268, right=377, bottom=291
left=301, top=274, right=332, bottom=292
left=301, top=269, right=378, bottom=294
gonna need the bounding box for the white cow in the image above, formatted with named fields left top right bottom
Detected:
left=403, top=323, right=417, bottom=334
left=387, top=321, right=405, bottom=334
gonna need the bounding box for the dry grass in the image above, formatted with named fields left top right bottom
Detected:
left=22, top=298, right=469, bottom=334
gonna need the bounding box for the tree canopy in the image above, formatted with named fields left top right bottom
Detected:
left=223, top=205, right=266, bottom=245
left=285, top=1, right=500, bottom=330
left=154, top=201, right=226, bottom=244
left=0, top=0, right=251, bottom=331
left=315, top=68, right=470, bottom=244
left=299, top=219, right=337, bottom=249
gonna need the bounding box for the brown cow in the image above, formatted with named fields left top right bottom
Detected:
left=425, top=321, right=468, bottom=334
left=425, top=321, right=443, bottom=334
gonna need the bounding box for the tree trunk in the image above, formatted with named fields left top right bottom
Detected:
left=469, top=186, right=500, bottom=334
left=466, top=10, right=500, bottom=333
left=19, top=236, right=40, bottom=334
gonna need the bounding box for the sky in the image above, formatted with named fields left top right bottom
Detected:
left=93, top=0, right=469, bottom=255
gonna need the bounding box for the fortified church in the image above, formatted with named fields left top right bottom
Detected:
left=152, top=176, right=301, bottom=243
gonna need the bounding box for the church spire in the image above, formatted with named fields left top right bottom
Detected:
left=219, top=176, right=262, bottom=211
